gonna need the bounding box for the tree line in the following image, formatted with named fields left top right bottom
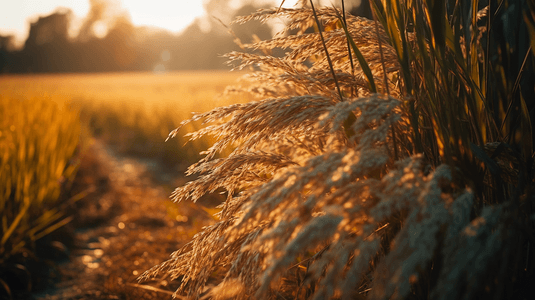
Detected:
left=0, top=4, right=273, bottom=73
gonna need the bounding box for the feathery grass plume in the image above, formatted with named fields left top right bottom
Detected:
left=142, top=1, right=534, bottom=299
left=229, top=7, right=400, bottom=96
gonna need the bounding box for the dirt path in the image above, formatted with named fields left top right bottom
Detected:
left=34, top=140, right=216, bottom=300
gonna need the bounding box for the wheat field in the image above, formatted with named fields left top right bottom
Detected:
left=0, top=90, right=80, bottom=266
left=0, top=71, right=250, bottom=168
left=0, top=70, right=250, bottom=297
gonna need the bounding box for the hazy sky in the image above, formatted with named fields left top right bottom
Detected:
left=0, top=0, right=299, bottom=46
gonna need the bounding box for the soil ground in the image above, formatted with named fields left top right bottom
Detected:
left=33, top=139, right=218, bottom=300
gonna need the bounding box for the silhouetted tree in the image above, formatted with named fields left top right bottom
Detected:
left=169, top=18, right=236, bottom=70
left=22, top=8, right=72, bottom=72
left=0, top=1, right=282, bottom=73
left=0, top=35, right=15, bottom=72
left=78, top=0, right=109, bottom=42
left=103, top=15, right=137, bottom=70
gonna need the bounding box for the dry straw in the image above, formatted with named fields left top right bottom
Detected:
left=141, top=1, right=534, bottom=299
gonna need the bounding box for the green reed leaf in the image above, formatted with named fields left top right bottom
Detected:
left=337, top=17, right=377, bottom=93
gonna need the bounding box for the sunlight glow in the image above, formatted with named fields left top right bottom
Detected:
left=122, top=0, right=204, bottom=33
left=0, top=0, right=303, bottom=48
left=0, top=0, right=204, bottom=46
left=0, top=1, right=89, bottom=46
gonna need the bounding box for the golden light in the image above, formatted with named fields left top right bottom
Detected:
left=0, top=0, right=206, bottom=47
left=121, top=0, right=204, bottom=33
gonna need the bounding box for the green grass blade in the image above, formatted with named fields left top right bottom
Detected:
left=309, top=0, right=344, bottom=101
left=337, top=17, right=377, bottom=93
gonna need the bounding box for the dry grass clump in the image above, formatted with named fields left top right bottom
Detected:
left=0, top=95, right=80, bottom=286
left=142, top=1, right=534, bottom=299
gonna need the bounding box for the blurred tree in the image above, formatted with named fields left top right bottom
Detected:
left=77, top=0, right=109, bottom=42
left=22, top=8, right=73, bottom=72
left=134, top=28, right=176, bottom=71
left=0, top=35, right=15, bottom=72
left=169, top=18, right=236, bottom=70
left=24, top=8, right=71, bottom=48
left=0, top=0, right=287, bottom=73
left=0, top=35, right=15, bottom=51
left=104, top=14, right=137, bottom=70
left=203, top=0, right=235, bottom=24
left=231, top=3, right=272, bottom=44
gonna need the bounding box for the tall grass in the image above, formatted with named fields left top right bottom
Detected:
left=0, top=71, right=250, bottom=171
left=142, top=1, right=534, bottom=299
left=0, top=70, right=249, bottom=298
left=0, top=95, right=80, bottom=263
left=72, top=71, right=252, bottom=169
